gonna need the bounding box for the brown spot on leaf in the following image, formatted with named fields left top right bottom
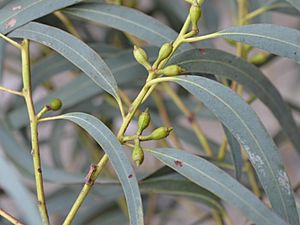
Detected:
left=128, top=174, right=133, bottom=179
left=174, top=160, right=183, bottom=167
left=5, top=18, right=17, bottom=29
left=199, top=48, right=206, bottom=55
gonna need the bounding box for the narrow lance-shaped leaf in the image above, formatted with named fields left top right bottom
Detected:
left=216, top=24, right=300, bottom=63
left=0, top=39, right=5, bottom=83
left=8, top=22, right=120, bottom=102
left=223, top=125, right=243, bottom=180
left=170, top=48, right=300, bottom=154
left=63, top=3, right=190, bottom=50
left=0, top=155, right=41, bottom=225
left=148, top=148, right=287, bottom=225
left=59, top=112, right=144, bottom=225
left=283, top=0, right=300, bottom=12
left=0, top=0, right=82, bottom=34
left=163, top=75, right=298, bottom=224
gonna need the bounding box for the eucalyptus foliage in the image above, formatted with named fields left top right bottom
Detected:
left=0, top=0, right=299, bottom=225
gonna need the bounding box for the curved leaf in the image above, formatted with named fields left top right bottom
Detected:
left=148, top=148, right=287, bottom=225
left=63, top=3, right=190, bottom=50
left=163, top=75, right=298, bottom=224
left=0, top=155, right=41, bottom=225
left=217, top=24, right=300, bottom=62
left=223, top=125, right=242, bottom=180
left=283, top=0, right=300, bottom=12
left=170, top=48, right=300, bottom=154
left=0, top=0, right=82, bottom=34
left=8, top=22, right=120, bottom=101
left=59, top=112, right=144, bottom=225
left=8, top=47, right=158, bottom=129
left=141, top=174, right=224, bottom=212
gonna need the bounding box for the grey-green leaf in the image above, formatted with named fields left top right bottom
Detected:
left=63, top=3, right=189, bottom=49
left=283, top=0, right=300, bottom=12
left=8, top=22, right=120, bottom=101
left=0, top=0, right=82, bottom=34
left=60, top=112, right=143, bottom=225
left=170, top=48, right=300, bottom=154
left=0, top=155, right=41, bottom=225
left=148, top=148, right=287, bottom=225
left=218, top=24, right=300, bottom=62
left=223, top=125, right=242, bottom=180
left=167, top=75, right=298, bottom=224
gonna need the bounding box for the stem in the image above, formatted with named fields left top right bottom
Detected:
left=0, top=86, right=23, bottom=96
left=21, top=39, right=49, bottom=225
left=0, top=209, right=24, bottom=225
left=243, top=3, right=288, bottom=24
left=62, top=154, right=109, bottom=225
left=184, top=32, right=220, bottom=43
left=152, top=91, right=182, bottom=148
left=0, top=33, right=21, bottom=49
left=53, top=11, right=81, bottom=39
left=161, top=84, right=213, bottom=157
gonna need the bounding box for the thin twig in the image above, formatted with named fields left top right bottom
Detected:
left=0, top=209, right=24, bottom=225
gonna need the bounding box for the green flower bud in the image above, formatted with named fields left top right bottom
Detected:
left=137, top=109, right=151, bottom=134
left=190, top=1, right=202, bottom=30
left=249, top=52, right=270, bottom=65
left=48, top=98, right=62, bottom=111
left=157, top=42, right=173, bottom=63
left=133, top=46, right=151, bottom=70
left=159, top=65, right=184, bottom=76
left=141, top=127, right=173, bottom=141
left=132, top=145, right=144, bottom=167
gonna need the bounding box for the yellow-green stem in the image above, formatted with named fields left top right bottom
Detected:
left=0, top=86, right=23, bottom=96
left=21, top=39, right=49, bottom=225
left=62, top=154, right=109, bottom=225
left=0, top=209, right=24, bottom=225
left=162, top=84, right=213, bottom=157
left=0, top=33, right=21, bottom=49
left=53, top=11, right=81, bottom=39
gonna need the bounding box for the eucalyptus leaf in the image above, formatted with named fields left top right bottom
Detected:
left=218, top=24, right=300, bottom=62
left=0, top=154, right=41, bottom=225
left=60, top=112, right=144, bottom=225
left=148, top=148, right=287, bottom=225
left=63, top=3, right=190, bottom=50
left=0, top=39, right=5, bottom=83
left=8, top=22, right=120, bottom=102
left=283, top=0, right=300, bottom=12
left=223, top=125, right=242, bottom=180
left=164, top=75, right=298, bottom=224
left=0, top=0, right=82, bottom=34
left=170, top=48, right=300, bottom=154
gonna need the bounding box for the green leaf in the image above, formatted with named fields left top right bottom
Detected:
left=217, top=24, right=300, bottom=62
left=0, top=39, right=5, bottom=83
left=148, top=148, right=287, bottom=225
left=170, top=48, right=300, bottom=154
left=0, top=155, right=41, bottom=225
left=8, top=22, right=120, bottom=101
left=8, top=47, right=158, bottom=129
left=140, top=173, right=224, bottom=211
left=60, top=112, right=144, bottom=225
left=63, top=3, right=190, bottom=49
left=166, top=75, right=298, bottom=224
left=223, top=125, right=242, bottom=180
left=0, top=0, right=82, bottom=34
left=283, top=0, right=300, bottom=12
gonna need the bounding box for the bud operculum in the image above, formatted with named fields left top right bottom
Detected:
left=137, top=109, right=151, bottom=135
left=133, top=46, right=151, bottom=70
left=190, top=1, right=202, bottom=32
left=158, top=65, right=185, bottom=76
left=140, top=127, right=173, bottom=141
left=132, top=142, right=144, bottom=167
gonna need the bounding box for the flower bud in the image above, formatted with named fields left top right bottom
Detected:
left=141, top=127, right=173, bottom=141
left=132, top=145, right=144, bottom=167
left=157, top=42, right=173, bottom=63
left=159, top=65, right=184, bottom=76
left=190, top=1, right=202, bottom=31
left=137, top=109, right=151, bottom=134
left=48, top=98, right=62, bottom=111
left=249, top=52, right=270, bottom=65
left=133, top=46, right=151, bottom=70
